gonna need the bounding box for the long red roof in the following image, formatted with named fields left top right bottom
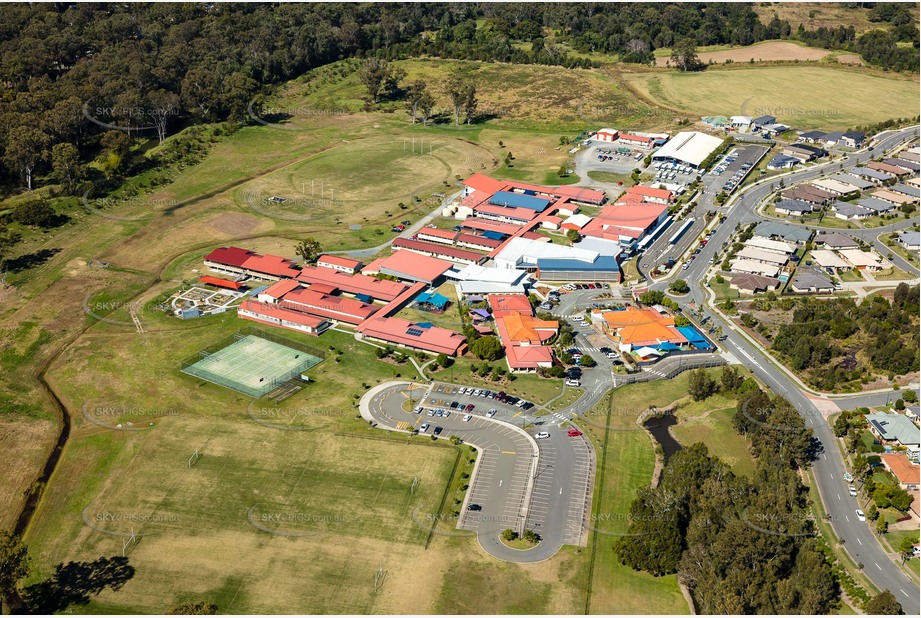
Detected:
left=392, top=238, right=484, bottom=263
left=297, top=266, right=407, bottom=301
left=204, top=246, right=256, bottom=268
left=357, top=317, right=466, bottom=355
left=281, top=288, right=378, bottom=324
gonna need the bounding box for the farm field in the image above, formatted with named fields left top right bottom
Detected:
left=654, top=40, right=850, bottom=66
left=752, top=3, right=918, bottom=34
left=624, top=65, right=920, bottom=129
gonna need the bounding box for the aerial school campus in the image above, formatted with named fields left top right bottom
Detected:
left=0, top=3, right=920, bottom=615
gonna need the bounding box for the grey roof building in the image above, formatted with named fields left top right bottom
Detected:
left=891, top=183, right=921, bottom=198
left=865, top=413, right=921, bottom=447
left=832, top=201, right=872, bottom=219
left=851, top=167, right=893, bottom=182
left=789, top=270, right=835, bottom=293
left=830, top=173, right=875, bottom=191
left=885, top=157, right=920, bottom=172
left=753, top=221, right=812, bottom=244
left=775, top=198, right=814, bottom=215
left=898, top=231, right=920, bottom=250
left=814, top=232, right=859, bottom=249
left=857, top=197, right=897, bottom=213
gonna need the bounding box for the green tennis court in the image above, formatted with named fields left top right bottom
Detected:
left=181, top=334, right=322, bottom=398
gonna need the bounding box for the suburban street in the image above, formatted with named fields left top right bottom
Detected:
left=642, top=125, right=920, bottom=612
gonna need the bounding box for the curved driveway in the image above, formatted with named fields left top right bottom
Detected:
left=360, top=381, right=595, bottom=563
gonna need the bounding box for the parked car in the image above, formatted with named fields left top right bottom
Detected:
left=463, top=414, right=472, bottom=422
left=535, top=432, right=551, bottom=439
left=567, top=429, right=583, bottom=437
left=467, top=503, right=482, bottom=511
left=433, top=426, right=443, bottom=436
left=413, top=406, right=423, bottom=414
left=486, top=409, right=497, bottom=418
left=848, top=485, right=858, bottom=497
left=419, top=423, right=430, bottom=433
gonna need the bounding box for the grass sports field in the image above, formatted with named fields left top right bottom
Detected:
left=624, top=65, right=919, bottom=129
left=181, top=334, right=323, bottom=398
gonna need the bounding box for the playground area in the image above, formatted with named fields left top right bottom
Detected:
left=181, top=331, right=324, bottom=398
left=170, top=285, right=248, bottom=318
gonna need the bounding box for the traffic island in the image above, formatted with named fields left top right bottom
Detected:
left=500, top=529, right=541, bottom=550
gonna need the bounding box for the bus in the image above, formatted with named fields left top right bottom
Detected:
left=668, top=218, right=695, bottom=245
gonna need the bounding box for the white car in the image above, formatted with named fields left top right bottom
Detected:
left=565, top=379, right=581, bottom=387
left=413, top=406, right=423, bottom=414
left=535, top=432, right=550, bottom=439
left=486, top=409, right=497, bottom=418
left=472, top=389, right=481, bottom=397
left=463, top=414, right=472, bottom=422
left=848, top=485, right=858, bottom=497
left=419, top=423, right=430, bottom=433
left=855, top=509, right=866, bottom=522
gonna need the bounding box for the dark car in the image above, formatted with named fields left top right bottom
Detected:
left=465, top=403, right=475, bottom=411
left=433, top=426, right=443, bottom=436
left=522, top=402, right=535, bottom=410
left=450, top=401, right=458, bottom=409
left=507, top=396, right=520, bottom=405
left=467, top=503, right=482, bottom=511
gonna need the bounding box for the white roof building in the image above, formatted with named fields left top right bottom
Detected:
left=735, top=247, right=789, bottom=266
left=745, top=236, right=796, bottom=255
left=562, top=213, right=592, bottom=229
left=652, top=131, right=725, bottom=168
left=839, top=249, right=890, bottom=270
left=811, top=178, right=859, bottom=195
left=493, top=237, right=600, bottom=270
left=730, top=259, right=781, bottom=278
left=810, top=249, right=851, bottom=270
left=448, top=263, right=531, bottom=295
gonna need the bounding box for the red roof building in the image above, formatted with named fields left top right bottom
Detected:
left=618, top=134, right=656, bottom=148
left=237, top=299, right=330, bottom=336
left=505, top=344, right=554, bottom=371
left=462, top=173, right=507, bottom=195
left=488, top=294, right=533, bottom=318
left=391, top=237, right=485, bottom=265
left=199, top=276, right=244, bottom=290
left=203, top=246, right=258, bottom=274
left=257, top=278, right=301, bottom=302
left=416, top=228, right=459, bottom=244
left=358, top=317, right=467, bottom=356
left=623, top=185, right=674, bottom=204
left=297, top=267, right=407, bottom=302
left=316, top=254, right=363, bottom=274
left=241, top=254, right=302, bottom=280
left=369, top=250, right=453, bottom=285
left=281, top=288, right=379, bottom=325
left=581, top=202, right=669, bottom=242
left=456, top=233, right=501, bottom=251
left=460, top=218, right=523, bottom=237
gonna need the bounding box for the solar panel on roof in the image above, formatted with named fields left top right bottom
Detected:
left=406, top=327, right=424, bottom=337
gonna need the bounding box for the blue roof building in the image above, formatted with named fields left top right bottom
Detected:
left=489, top=191, right=552, bottom=212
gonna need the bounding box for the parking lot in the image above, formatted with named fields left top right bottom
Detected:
left=580, top=142, right=646, bottom=176
left=650, top=159, right=699, bottom=190
left=705, top=145, right=769, bottom=195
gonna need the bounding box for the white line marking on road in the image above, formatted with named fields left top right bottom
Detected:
left=498, top=480, right=502, bottom=487
left=899, top=589, right=907, bottom=598
left=875, top=563, right=882, bottom=571
left=845, top=515, right=849, bottom=522
left=857, top=538, right=862, bottom=546
left=837, top=494, right=840, bottom=501
left=559, top=488, right=563, bottom=495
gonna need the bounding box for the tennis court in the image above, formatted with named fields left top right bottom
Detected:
left=181, top=334, right=323, bottom=398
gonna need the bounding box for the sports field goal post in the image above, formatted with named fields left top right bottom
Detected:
left=188, top=450, right=201, bottom=468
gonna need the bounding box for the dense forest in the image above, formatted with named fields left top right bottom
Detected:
left=614, top=388, right=842, bottom=613
left=769, top=283, right=920, bottom=390
left=0, top=2, right=917, bottom=208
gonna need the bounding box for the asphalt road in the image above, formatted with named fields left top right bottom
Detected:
left=646, top=126, right=921, bottom=612
left=359, top=380, right=597, bottom=563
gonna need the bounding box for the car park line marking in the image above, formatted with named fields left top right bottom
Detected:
left=501, top=451, right=516, bottom=455
left=875, top=563, right=882, bottom=571
left=857, top=538, right=862, bottom=546
left=845, top=515, right=849, bottom=522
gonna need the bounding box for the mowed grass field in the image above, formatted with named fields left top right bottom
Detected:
left=624, top=65, right=920, bottom=129
left=27, top=413, right=457, bottom=613
left=670, top=407, right=756, bottom=477
left=580, top=387, right=690, bottom=615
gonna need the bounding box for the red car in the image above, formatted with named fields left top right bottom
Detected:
left=567, top=429, right=583, bottom=437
